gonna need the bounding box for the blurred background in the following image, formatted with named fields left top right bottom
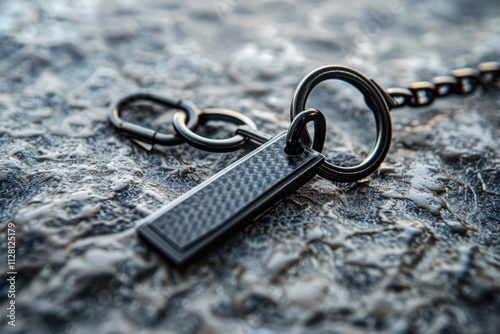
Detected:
left=0, top=0, right=499, bottom=333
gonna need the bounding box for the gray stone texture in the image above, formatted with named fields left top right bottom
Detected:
left=0, top=0, right=499, bottom=333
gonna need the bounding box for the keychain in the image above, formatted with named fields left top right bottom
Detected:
left=108, top=63, right=499, bottom=265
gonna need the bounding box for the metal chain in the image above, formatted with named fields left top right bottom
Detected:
left=386, top=62, right=500, bottom=108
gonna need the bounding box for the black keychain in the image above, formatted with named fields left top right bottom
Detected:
left=108, top=63, right=499, bottom=265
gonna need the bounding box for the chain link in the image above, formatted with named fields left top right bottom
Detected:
left=386, top=62, right=500, bottom=108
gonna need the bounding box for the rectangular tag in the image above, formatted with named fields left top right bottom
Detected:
left=137, top=132, right=324, bottom=265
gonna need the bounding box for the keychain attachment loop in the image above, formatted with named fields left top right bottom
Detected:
left=290, top=65, right=393, bottom=182
left=285, top=108, right=326, bottom=155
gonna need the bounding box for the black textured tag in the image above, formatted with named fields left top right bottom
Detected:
left=137, top=132, right=324, bottom=265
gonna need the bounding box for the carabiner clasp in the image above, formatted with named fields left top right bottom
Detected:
left=108, top=90, right=201, bottom=150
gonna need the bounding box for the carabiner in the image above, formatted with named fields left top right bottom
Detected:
left=108, top=90, right=201, bottom=149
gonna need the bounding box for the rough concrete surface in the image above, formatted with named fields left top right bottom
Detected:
left=0, top=0, right=499, bottom=333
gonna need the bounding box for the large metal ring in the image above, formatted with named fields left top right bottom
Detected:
left=108, top=90, right=201, bottom=146
left=290, top=65, right=392, bottom=182
left=173, top=108, right=258, bottom=152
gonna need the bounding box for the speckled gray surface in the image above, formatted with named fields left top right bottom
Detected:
left=1, top=0, right=499, bottom=333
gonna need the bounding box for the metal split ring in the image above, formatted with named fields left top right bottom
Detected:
left=173, top=108, right=258, bottom=152
left=290, top=65, right=393, bottom=182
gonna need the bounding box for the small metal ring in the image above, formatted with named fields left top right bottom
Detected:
left=108, top=90, right=201, bottom=146
left=173, top=108, right=258, bottom=152
left=290, top=65, right=392, bottom=182
left=285, top=108, right=326, bottom=155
